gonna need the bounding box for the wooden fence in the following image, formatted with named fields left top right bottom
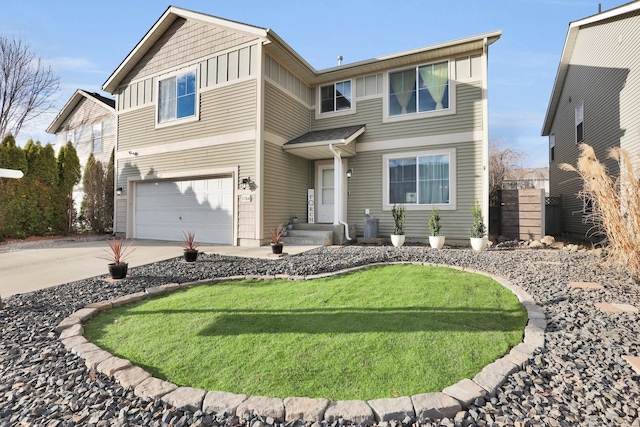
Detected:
left=498, top=189, right=545, bottom=240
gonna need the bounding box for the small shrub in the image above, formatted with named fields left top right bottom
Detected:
left=428, top=208, right=442, bottom=236
left=391, top=204, right=405, bottom=235
left=469, top=201, right=486, bottom=238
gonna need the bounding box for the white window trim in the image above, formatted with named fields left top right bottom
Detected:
left=382, top=148, right=457, bottom=211
left=315, top=79, right=356, bottom=120
left=575, top=101, right=584, bottom=145
left=549, top=132, right=555, bottom=162
left=383, top=60, right=456, bottom=123
left=155, top=67, right=200, bottom=129
left=92, top=122, right=103, bottom=154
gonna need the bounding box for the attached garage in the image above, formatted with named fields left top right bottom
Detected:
left=135, top=177, right=234, bottom=244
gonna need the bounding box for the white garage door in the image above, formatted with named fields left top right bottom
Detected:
left=135, top=177, right=234, bottom=244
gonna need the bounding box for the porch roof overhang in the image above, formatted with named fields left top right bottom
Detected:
left=282, top=125, right=365, bottom=160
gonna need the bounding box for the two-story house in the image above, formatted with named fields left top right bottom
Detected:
left=102, top=6, right=500, bottom=246
left=47, top=89, right=116, bottom=218
left=542, top=1, right=640, bottom=240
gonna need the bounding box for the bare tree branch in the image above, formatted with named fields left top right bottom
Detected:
left=0, top=36, right=59, bottom=139
left=489, top=140, right=523, bottom=205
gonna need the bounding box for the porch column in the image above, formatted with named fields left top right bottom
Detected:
left=330, top=144, right=343, bottom=225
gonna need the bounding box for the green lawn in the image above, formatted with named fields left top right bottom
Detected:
left=84, top=264, right=527, bottom=401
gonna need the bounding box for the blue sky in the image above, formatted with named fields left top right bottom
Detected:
left=0, top=0, right=623, bottom=167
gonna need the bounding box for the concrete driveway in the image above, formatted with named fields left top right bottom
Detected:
left=0, top=240, right=319, bottom=298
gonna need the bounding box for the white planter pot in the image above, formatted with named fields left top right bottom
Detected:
left=390, top=234, right=405, bottom=247
left=470, top=236, right=488, bottom=251
left=429, top=235, right=446, bottom=250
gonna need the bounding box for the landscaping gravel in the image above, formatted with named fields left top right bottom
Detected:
left=2, top=245, right=640, bottom=427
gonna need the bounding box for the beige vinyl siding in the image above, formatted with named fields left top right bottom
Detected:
left=346, top=141, right=482, bottom=241
left=548, top=10, right=640, bottom=239
left=311, top=81, right=482, bottom=142
left=118, top=80, right=257, bottom=151
left=264, top=54, right=313, bottom=105
left=264, top=81, right=310, bottom=140
left=122, top=18, right=256, bottom=85
left=262, top=141, right=311, bottom=240
left=116, top=140, right=255, bottom=189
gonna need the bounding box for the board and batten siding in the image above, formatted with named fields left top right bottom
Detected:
left=118, top=80, right=257, bottom=151
left=264, top=81, right=310, bottom=141
left=548, top=10, right=640, bottom=239
left=346, top=141, right=482, bottom=241
left=311, top=81, right=482, bottom=142
left=121, top=18, right=257, bottom=86
left=118, top=42, right=259, bottom=112
left=262, top=141, right=310, bottom=241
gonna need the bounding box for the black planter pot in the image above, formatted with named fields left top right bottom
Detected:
left=271, top=242, right=284, bottom=254
left=108, top=263, right=128, bottom=279
left=183, top=249, right=199, bottom=262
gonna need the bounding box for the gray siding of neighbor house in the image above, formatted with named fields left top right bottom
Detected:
left=121, top=18, right=257, bottom=86
left=262, top=141, right=311, bottom=240
left=118, top=80, right=257, bottom=150
left=56, top=97, right=116, bottom=167
left=548, top=10, right=640, bottom=240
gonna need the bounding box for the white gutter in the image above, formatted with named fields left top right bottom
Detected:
left=328, top=143, right=352, bottom=241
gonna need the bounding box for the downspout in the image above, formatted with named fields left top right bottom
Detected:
left=328, top=143, right=352, bottom=241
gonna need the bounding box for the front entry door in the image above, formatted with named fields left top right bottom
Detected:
left=317, top=164, right=334, bottom=223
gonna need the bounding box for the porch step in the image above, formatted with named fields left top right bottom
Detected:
left=281, top=227, right=333, bottom=246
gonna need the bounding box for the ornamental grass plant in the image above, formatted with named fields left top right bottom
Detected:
left=560, top=144, right=640, bottom=278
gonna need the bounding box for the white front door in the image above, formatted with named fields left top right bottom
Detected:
left=317, top=164, right=334, bottom=223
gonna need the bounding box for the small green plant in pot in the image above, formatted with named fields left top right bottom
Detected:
left=469, top=201, right=488, bottom=251
left=390, top=203, right=406, bottom=247
left=428, top=207, right=445, bottom=249
left=182, top=231, right=200, bottom=262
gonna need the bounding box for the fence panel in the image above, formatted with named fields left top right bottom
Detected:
left=500, top=189, right=545, bottom=240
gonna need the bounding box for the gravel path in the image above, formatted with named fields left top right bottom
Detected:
left=1, top=246, right=639, bottom=427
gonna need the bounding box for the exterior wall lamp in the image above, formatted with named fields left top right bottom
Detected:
left=116, top=187, right=123, bottom=196
left=346, top=168, right=353, bottom=179
left=241, top=177, right=250, bottom=190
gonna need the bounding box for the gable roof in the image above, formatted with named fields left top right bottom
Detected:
left=46, top=89, right=115, bottom=134
left=541, top=0, right=640, bottom=136
left=103, top=5, right=501, bottom=93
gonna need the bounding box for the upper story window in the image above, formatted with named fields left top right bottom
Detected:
left=389, top=61, right=449, bottom=116
left=575, top=101, right=584, bottom=144
left=549, top=133, right=555, bottom=162
left=158, top=70, right=197, bottom=124
left=320, top=80, right=351, bottom=113
left=92, top=123, right=102, bottom=153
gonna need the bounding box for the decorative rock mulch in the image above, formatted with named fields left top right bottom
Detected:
left=2, top=245, right=640, bottom=426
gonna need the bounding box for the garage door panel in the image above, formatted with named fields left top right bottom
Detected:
left=135, top=177, right=234, bottom=244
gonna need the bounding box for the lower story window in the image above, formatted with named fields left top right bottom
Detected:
left=388, top=153, right=451, bottom=205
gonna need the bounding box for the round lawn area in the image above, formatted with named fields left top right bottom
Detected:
left=84, top=264, right=528, bottom=401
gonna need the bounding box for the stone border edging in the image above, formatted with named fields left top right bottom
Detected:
left=55, top=262, right=546, bottom=424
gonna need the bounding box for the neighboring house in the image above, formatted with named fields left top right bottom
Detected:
left=502, top=168, right=549, bottom=195
left=47, top=89, right=116, bottom=215
left=102, top=6, right=501, bottom=245
left=542, top=1, right=640, bottom=239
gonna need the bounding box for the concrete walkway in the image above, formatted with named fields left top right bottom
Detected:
left=0, top=240, right=319, bottom=298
